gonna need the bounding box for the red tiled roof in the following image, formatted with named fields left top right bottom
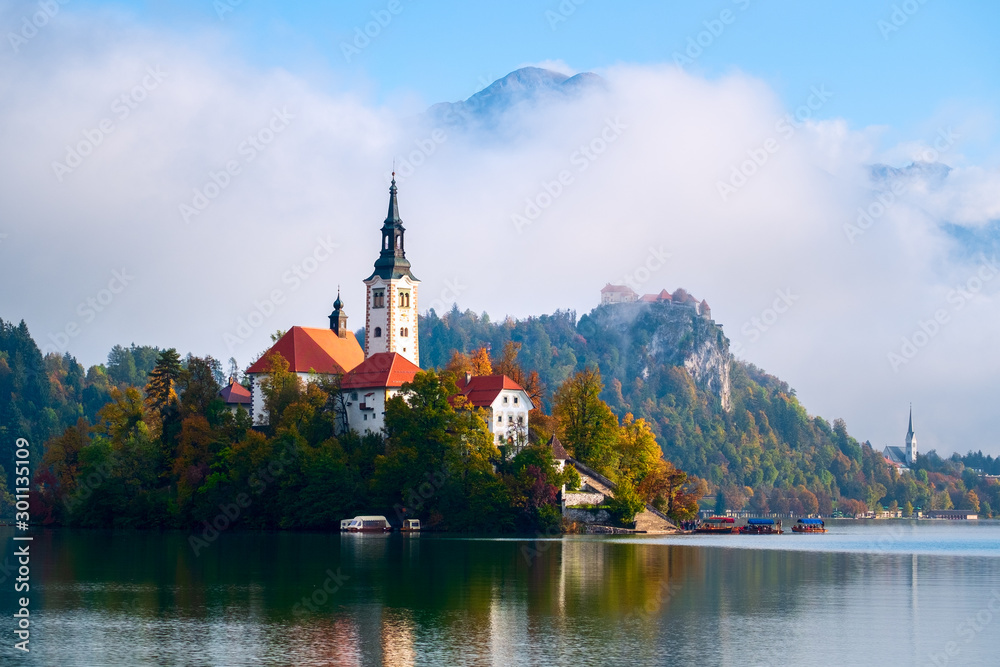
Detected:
left=218, top=378, right=251, bottom=405
left=601, top=283, right=637, bottom=294
left=639, top=294, right=658, bottom=302
left=246, top=326, right=364, bottom=375
left=341, top=352, right=421, bottom=390
left=455, top=374, right=529, bottom=408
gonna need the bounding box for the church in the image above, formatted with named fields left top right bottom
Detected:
left=883, top=406, right=918, bottom=472
left=245, top=175, right=531, bottom=440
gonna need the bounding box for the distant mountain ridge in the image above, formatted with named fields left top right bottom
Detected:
left=427, top=66, right=605, bottom=129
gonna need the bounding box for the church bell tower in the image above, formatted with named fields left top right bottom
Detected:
left=363, top=174, right=420, bottom=366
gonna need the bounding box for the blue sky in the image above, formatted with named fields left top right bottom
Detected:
left=83, top=0, right=1000, bottom=160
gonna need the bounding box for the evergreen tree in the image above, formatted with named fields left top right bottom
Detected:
left=145, top=348, right=182, bottom=415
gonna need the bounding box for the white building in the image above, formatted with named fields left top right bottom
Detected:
left=455, top=374, right=533, bottom=447
left=600, top=283, right=637, bottom=304
left=363, top=175, right=420, bottom=368
left=340, top=351, right=421, bottom=435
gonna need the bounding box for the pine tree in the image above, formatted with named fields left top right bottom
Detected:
left=145, top=348, right=182, bottom=415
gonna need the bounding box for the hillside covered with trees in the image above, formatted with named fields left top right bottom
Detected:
left=420, top=305, right=999, bottom=518
left=2, top=306, right=998, bottom=529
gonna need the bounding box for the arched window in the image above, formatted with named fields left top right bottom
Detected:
left=374, top=327, right=382, bottom=338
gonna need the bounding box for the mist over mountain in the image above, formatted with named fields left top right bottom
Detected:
left=427, top=67, right=606, bottom=132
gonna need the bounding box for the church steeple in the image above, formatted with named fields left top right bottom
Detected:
left=905, top=404, right=917, bottom=466
left=329, top=288, right=348, bottom=338
left=362, top=174, right=421, bottom=367
left=367, top=174, right=417, bottom=282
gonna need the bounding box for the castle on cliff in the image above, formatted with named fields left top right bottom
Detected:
left=600, top=283, right=712, bottom=319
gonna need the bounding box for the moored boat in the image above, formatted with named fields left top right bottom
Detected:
left=401, top=519, right=421, bottom=532
left=695, top=517, right=738, bottom=534
left=792, top=518, right=826, bottom=533
left=342, top=515, right=393, bottom=532
left=741, top=518, right=783, bottom=534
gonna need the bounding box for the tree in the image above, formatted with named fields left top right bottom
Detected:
left=552, top=368, right=620, bottom=476
left=257, top=353, right=301, bottom=426
left=97, top=387, right=153, bottom=447
left=962, top=490, right=980, bottom=513
left=179, top=356, right=222, bottom=418
left=145, top=349, right=182, bottom=415
left=714, top=490, right=726, bottom=515
left=903, top=500, right=914, bottom=517
left=749, top=487, right=770, bottom=514
left=866, top=483, right=887, bottom=512
left=616, top=413, right=662, bottom=486
left=469, top=347, right=492, bottom=376
left=606, top=478, right=645, bottom=525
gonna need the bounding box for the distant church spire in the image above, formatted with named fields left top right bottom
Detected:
left=905, top=403, right=917, bottom=466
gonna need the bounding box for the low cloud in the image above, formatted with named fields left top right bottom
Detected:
left=1, top=4, right=997, bottom=455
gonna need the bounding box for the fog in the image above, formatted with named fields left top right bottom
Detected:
left=1, top=6, right=997, bottom=455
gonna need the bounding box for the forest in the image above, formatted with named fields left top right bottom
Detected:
left=1, top=308, right=998, bottom=531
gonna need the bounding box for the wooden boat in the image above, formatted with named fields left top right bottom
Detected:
left=792, top=518, right=826, bottom=533
left=741, top=518, right=783, bottom=535
left=695, top=517, right=739, bottom=534
left=401, top=519, right=421, bottom=532
left=342, top=515, right=392, bottom=532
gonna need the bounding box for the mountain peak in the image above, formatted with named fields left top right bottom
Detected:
left=427, top=67, right=605, bottom=130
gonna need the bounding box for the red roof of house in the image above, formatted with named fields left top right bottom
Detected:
left=601, top=283, right=637, bottom=294
left=246, top=326, right=364, bottom=375
left=218, top=378, right=251, bottom=405
left=639, top=294, right=659, bottom=302
left=455, top=374, right=530, bottom=408
left=341, top=352, right=421, bottom=390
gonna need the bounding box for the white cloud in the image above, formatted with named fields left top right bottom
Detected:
left=1, top=7, right=998, bottom=455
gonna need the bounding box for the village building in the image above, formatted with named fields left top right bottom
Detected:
left=883, top=406, right=918, bottom=472
left=339, top=351, right=421, bottom=436
left=218, top=377, right=251, bottom=415
left=455, top=373, right=533, bottom=447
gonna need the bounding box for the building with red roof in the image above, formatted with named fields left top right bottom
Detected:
left=218, top=377, right=251, bottom=415
left=247, top=324, right=364, bottom=424
left=340, top=352, right=421, bottom=435
left=455, top=373, right=534, bottom=447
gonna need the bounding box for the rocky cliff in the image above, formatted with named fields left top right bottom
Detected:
left=581, top=301, right=732, bottom=411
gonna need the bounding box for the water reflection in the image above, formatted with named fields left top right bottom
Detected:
left=3, top=526, right=998, bottom=665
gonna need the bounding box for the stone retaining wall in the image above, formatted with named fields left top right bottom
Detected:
left=564, top=492, right=605, bottom=507
left=565, top=508, right=611, bottom=524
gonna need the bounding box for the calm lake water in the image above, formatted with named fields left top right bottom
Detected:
left=2, top=521, right=998, bottom=666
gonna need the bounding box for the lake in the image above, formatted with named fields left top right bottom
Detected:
left=2, top=520, right=998, bottom=666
